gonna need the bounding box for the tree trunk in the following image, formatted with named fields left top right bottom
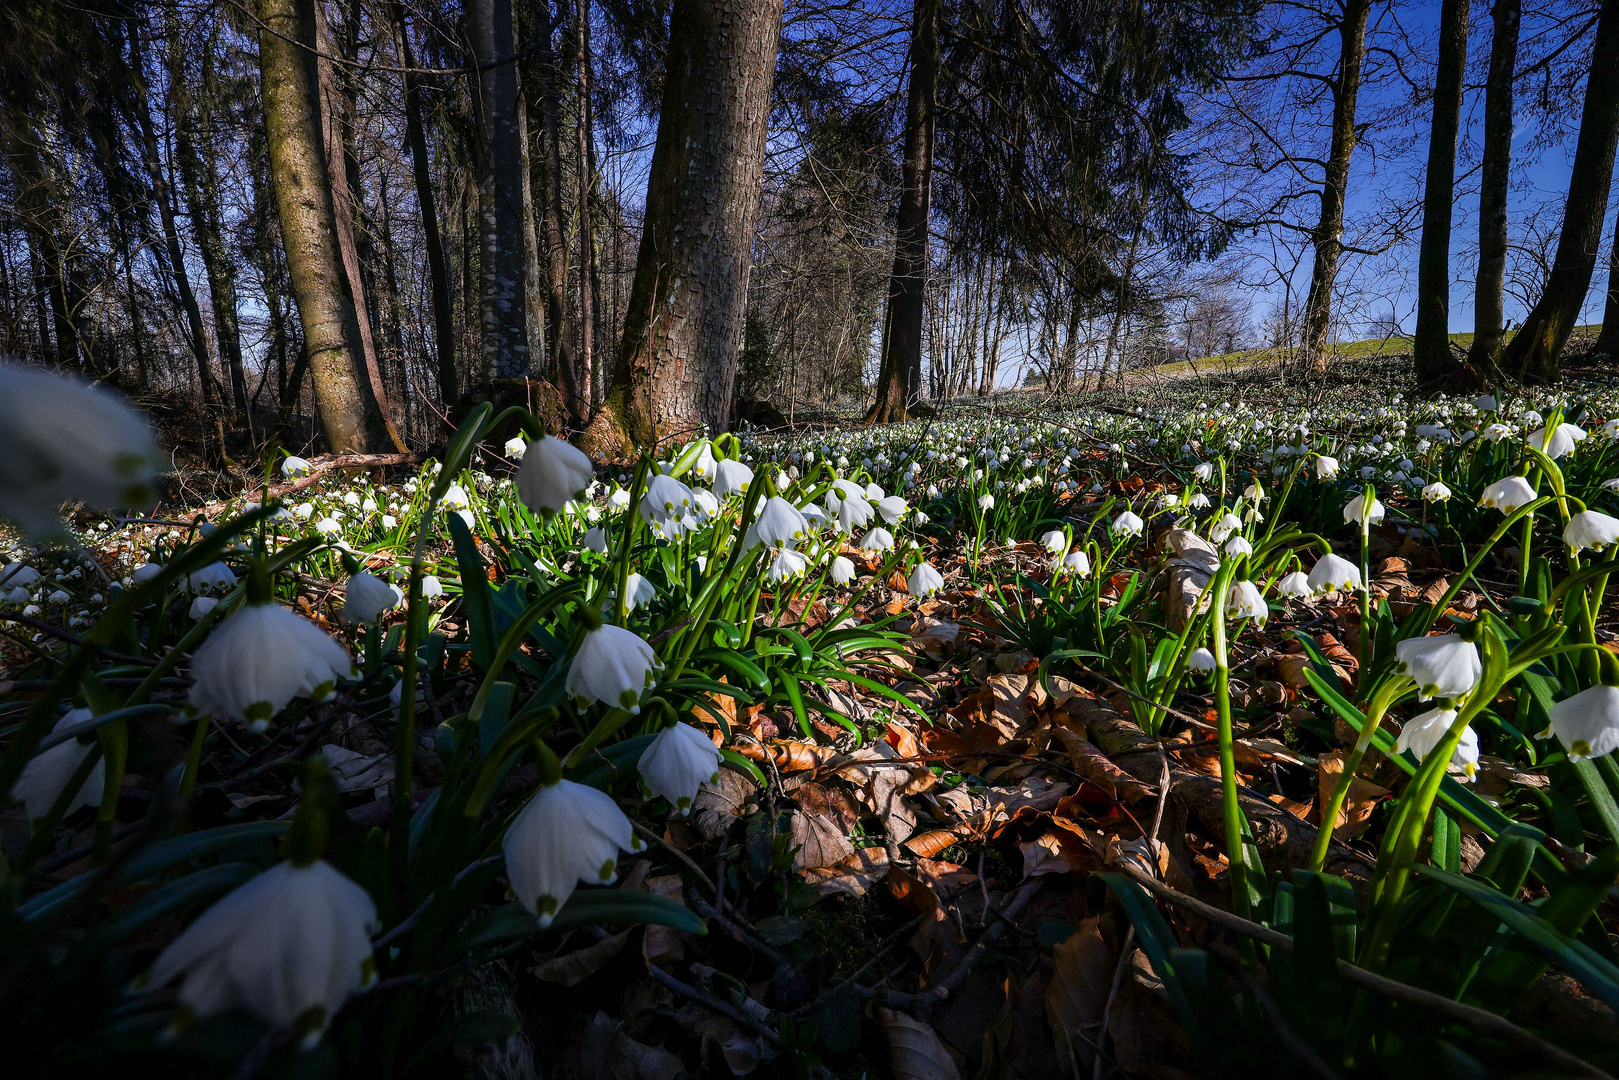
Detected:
left=1502, top=0, right=1619, bottom=383
left=1471, top=0, right=1520, bottom=377
left=390, top=0, right=459, bottom=414
left=581, top=0, right=785, bottom=455
left=1298, top=0, right=1372, bottom=373
left=256, top=0, right=381, bottom=453
left=470, top=0, right=532, bottom=382
left=574, top=0, right=596, bottom=404
left=530, top=0, right=584, bottom=421
left=866, top=0, right=939, bottom=424
left=1413, top=0, right=1471, bottom=390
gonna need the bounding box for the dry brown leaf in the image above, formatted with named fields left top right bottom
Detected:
left=1044, top=918, right=1113, bottom=1074
left=875, top=1007, right=963, bottom=1080
left=531, top=930, right=629, bottom=986
left=1050, top=727, right=1154, bottom=804
left=801, top=845, right=889, bottom=897
left=735, top=740, right=838, bottom=772
left=789, top=810, right=856, bottom=871
left=1316, top=750, right=1390, bottom=838
left=909, top=618, right=960, bottom=661
left=642, top=875, right=687, bottom=968
left=953, top=673, right=1031, bottom=739
left=693, top=768, right=755, bottom=841
left=673, top=1002, right=774, bottom=1075
left=1021, top=832, right=1078, bottom=877
left=904, top=827, right=972, bottom=858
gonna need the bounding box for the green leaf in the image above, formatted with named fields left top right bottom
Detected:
left=462, top=890, right=707, bottom=950
left=1095, top=873, right=1197, bottom=1034
left=80, top=863, right=259, bottom=950
left=448, top=511, right=497, bottom=672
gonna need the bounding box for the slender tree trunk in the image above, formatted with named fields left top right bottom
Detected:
left=1599, top=219, right=1619, bottom=355
left=256, top=0, right=381, bottom=453
left=532, top=0, right=583, bottom=420
left=581, top=0, right=785, bottom=454
left=574, top=0, right=598, bottom=404
left=1471, top=0, right=1521, bottom=376
left=1299, top=0, right=1372, bottom=373
left=1502, top=0, right=1619, bottom=383
left=390, top=0, right=459, bottom=413
left=1414, top=0, right=1471, bottom=390
left=470, top=0, right=532, bottom=382
left=866, top=0, right=939, bottom=424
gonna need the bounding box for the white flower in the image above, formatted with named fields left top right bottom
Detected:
left=1225, top=580, right=1267, bottom=626
left=1479, top=476, right=1536, bottom=514
left=1, top=563, right=40, bottom=588
left=343, top=572, right=400, bottom=624
left=282, top=456, right=312, bottom=477
left=1604, top=420, right=1619, bottom=439
left=1422, top=481, right=1452, bottom=502
left=188, top=595, right=220, bottom=620
left=875, top=495, right=908, bottom=524
left=517, top=436, right=595, bottom=514
left=583, top=526, right=609, bottom=554
left=641, top=474, right=695, bottom=530
left=1307, top=553, right=1362, bottom=594
left=566, top=624, right=660, bottom=714
left=767, top=548, right=808, bottom=582
left=977, top=493, right=995, bottom=511
left=712, top=458, right=753, bottom=498
left=754, top=496, right=809, bottom=549
left=608, top=487, right=631, bottom=511
left=1210, top=512, right=1242, bottom=543
left=187, top=603, right=356, bottom=731
left=1040, top=530, right=1068, bottom=555
left=1395, top=634, right=1481, bottom=701
left=622, top=572, right=656, bottom=610
left=1187, top=647, right=1216, bottom=672
left=145, top=859, right=377, bottom=1047
left=1315, top=455, right=1339, bottom=480
left=315, top=516, right=342, bottom=537
left=829, top=555, right=856, bottom=585
left=1530, top=422, right=1587, bottom=459
left=639, top=723, right=723, bottom=814
left=420, top=575, right=444, bottom=598
left=1244, top=482, right=1266, bottom=502
left=1564, top=510, right=1619, bottom=555
left=835, top=493, right=874, bottom=533
left=1194, top=462, right=1215, bottom=482
left=1113, top=511, right=1144, bottom=537
left=1541, top=685, right=1619, bottom=761
left=1482, top=422, right=1513, bottom=442
left=1343, top=494, right=1386, bottom=527
left=132, top=562, right=163, bottom=584
left=441, top=484, right=470, bottom=511
left=1394, top=706, right=1474, bottom=779
left=1223, top=536, right=1253, bottom=557
left=1472, top=394, right=1497, bottom=412
left=184, top=562, right=237, bottom=594
left=858, top=527, right=895, bottom=552
left=864, top=482, right=886, bottom=501
left=503, top=436, right=527, bottom=458
left=1276, top=571, right=1312, bottom=598
left=0, top=363, right=161, bottom=537
left=908, top=562, right=944, bottom=597
left=11, top=709, right=103, bottom=821
left=1188, top=492, right=1211, bottom=509
left=503, top=780, right=642, bottom=926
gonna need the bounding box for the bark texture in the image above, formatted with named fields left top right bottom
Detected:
left=256, top=0, right=379, bottom=453
left=1471, top=0, right=1521, bottom=377
left=470, top=0, right=532, bottom=382
left=582, top=0, right=784, bottom=456
left=1298, top=0, right=1372, bottom=374
left=1502, top=0, right=1619, bottom=383
left=866, top=0, right=939, bottom=424
left=1413, top=0, right=1471, bottom=391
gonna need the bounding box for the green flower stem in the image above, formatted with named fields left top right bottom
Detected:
left=179, top=714, right=213, bottom=802
left=613, top=457, right=653, bottom=625
left=1307, top=676, right=1412, bottom=872
left=1209, top=569, right=1255, bottom=966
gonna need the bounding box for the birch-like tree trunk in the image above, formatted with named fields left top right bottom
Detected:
left=469, top=0, right=532, bottom=382
left=1412, top=0, right=1470, bottom=389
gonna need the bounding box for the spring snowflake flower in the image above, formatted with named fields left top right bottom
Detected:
left=977, top=493, right=996, bottom=511
left=517, top=435, right=595, bottom=515
left=315, top=516, right=342, bottom=538
left=1541, top=685, right=1619, bottom=761
left=501, top=780, right=641, bottom=926
left=639, top=723, right=724, bottom=814
left=1225, top=580, right=1268, bottom=626
left=752, top=496, right=809, bottom=550
left=342, top=572, right=400, bottom=624
left=421, top=575, right=444, bottom=598
left=1187, top=648, right=1216, bottom=672
left=1307, top=553, right=1362, bottom=594
left=1343, top=494, right=1385, bottom=527
left=829, top=555, right=856, bottom=585
left=503, top=436, right=527, bottom=458
left=0, top=363, right=161, bottom=537
left=1194, top=462, right=1215, bottom=482
left=767, top=548, right=808, bottom=583
left=188, top=596, right=219, bottom=620
left=858, top=527, right=895, bottom=552
left=875, top=495, right=909, bottom=524
left=1472, top=394, right=1497, bottom=412
left=1223, top=536, right=1252, bottom=557
left=908, top=562, right=944, bottom=597
left=1315, top=455, right=1340, bottom=480
left=184, top=562, right=237, bottom=594
left=566, top=624, right=660, bottom=714
left=1041, top=530, right=1068, bottom=554
left=144, top=859, right=378, bottom=1048
left=1479, top=476, right=1536, bottom=514
left=1530, top=422, right=1587, bottom=459
left=187, top=603, right=357, bottom=731
left=11, top=709, right=104, bottom=821
left=282, top=456, right=312, bottom=477
left=441, top=484, right=470, bottom=511
left=1394, top=707, right=1478, bottom=779
left=1422, top=481, right=1452, bottom=502
left=713, top=458, right=754, bottom=498
left=583, top=526, right=609, bottom=554
left=1210, top=512, right=1242, bottom=543
left=1276, top=571, right=1312, bottom=598
left=1113, top=511, right=1144, bottom=537
left=1, top=563, right=40, bottom=588
left=1395, top=634, right=1481, bottom=701
left=1188, top=492, right=1211, bottom=510
left=1564, top=510, right=1619, bottom=555
left=1481, top=423, right=1513, bottom=442
left=834, top=491, right=875, bottom=534
left=621, top=573, right=657, bottom=611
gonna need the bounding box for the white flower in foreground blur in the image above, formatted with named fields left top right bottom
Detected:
left=1277, top=571, right=1311, bottom=599
left=566, top=624, right=660, bottom=714
left=876, top=495, right=908, bottom=524
left=503, top=780, right=642, bottom=926
left=420, top=575, right=444, bottom=598
left=517, top=435, right=594, bottom=515
left=188, top=596, right=219, bottom=620
left=186, top=603, right=356, bottom=731
left=440, top=484, right=470, bottom=511
left=713, top=458, right=754, bottom=498
left=1315, top=455, right=1339, bottom=480
left=1530, top=422, right=1587, bottom=459
left=908, top=562, right=944, bottom=597
left=1113, top=511, right=1143, bottom=537
left=1187, top=647, right=1216, bottom=672
left=1, top=563, right=40, bottom=588
left=858, top=527, right=895, bottom=552
left=184, top=562, right=237, bottom=594
left=1422, top=481, right=1452, bottom=503
left=1473, top=394, right=1498, bottom=412
left=1395, top=634, right=1481, bottom=701
left=754, top=496, right=809, bottom=549
left=1564, top=510, right=1619, bottom=555
left=0, top=363, right=161, bottom=537
left=145, top=859, right=377, bottom=1047
left=1541, top=685, right=1619, bottom=761
left=1343, top=494, right=1385, bottom=527
left=503, top=436, right=527, bottom=459
left=977, top=493, right=995, bottom=511
left=1307, top=553, right=1362, bottom=595
left=767, top=548, right=808, bottom=583
left=132, top=562, right=163, bottom=584
left=282, top=456, right=312, bottom=478
left=11, top=709, right=103, bottom=821
left=829, top=555, right=856, bottom=585
left=639, top=723, right=723, bottom=814
left=343, top=572, right=401, bottom=624
left=1479, top=475, right=1536, bottom=514
left=583, top=526, right=609, bottom=554
left=1225, top=580, right=1267, bottom=626
left=1394, top=707, right=1477, bottom=780
left=1040, top=530, right=1067, bottom=555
